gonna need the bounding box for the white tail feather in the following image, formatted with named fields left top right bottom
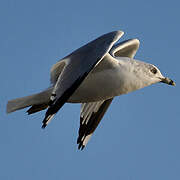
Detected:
left=7, top=87, right=53, bottom=113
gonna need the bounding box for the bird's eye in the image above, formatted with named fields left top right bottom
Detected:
left=150, top=67, right=157, bottom=74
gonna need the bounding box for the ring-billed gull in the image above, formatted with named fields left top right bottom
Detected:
left=7, top=31, right=175, bottom=150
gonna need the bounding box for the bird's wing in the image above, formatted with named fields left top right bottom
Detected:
left=76, top=39, right=140, bottom=149
left=50, top=59, right=66, bottom=85
left=42, top=31, right=124, bottom=128
left=110, top=38, right=140, bottom=58
left=77, top=98, right=113, bottom=150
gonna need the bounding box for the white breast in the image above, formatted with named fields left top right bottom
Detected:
left=68, top=58, right=130, bottom=103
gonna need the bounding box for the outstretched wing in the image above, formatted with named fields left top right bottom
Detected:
left=77, top=98, right=113, bottom=150
left=42, top=31, right=124, bottom=128
left=110, top=38, right=140, bottom=58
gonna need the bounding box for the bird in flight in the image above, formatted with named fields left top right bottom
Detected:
left=7, top=31, right=175, bottom=150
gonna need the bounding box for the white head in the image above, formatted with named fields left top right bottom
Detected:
left=118, top=57, right=175, bottom=93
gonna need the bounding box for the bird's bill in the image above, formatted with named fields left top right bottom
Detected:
left=160, top=77, right=176, bottom=86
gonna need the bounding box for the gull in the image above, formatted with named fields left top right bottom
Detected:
left=7, top=31, right=175, bottom=150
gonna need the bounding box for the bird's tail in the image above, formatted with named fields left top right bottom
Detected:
left=7, top=87, right=53, bottom=114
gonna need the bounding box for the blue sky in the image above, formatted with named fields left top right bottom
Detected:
left=0, top=0, right=180, bottom=179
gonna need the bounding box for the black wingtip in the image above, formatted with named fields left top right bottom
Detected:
left=41, top=118, right=47, bottom=129
left=77, top=137, right=81, bottom=144
left=78, top=141, right=85, bottom=150
left=41, top=114, right=49, bottom=129
left=81, top=145, right=85, bottom=150
left=41, top=124, right=47, bottom=129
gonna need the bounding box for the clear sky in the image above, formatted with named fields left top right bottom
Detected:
left=0, top=0, right=179, bottom=179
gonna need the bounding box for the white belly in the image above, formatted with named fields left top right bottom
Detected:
left=68, top=68, right=125, bottom=103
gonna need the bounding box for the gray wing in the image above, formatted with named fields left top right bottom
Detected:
left=77, top=39, right=140, bottom=149
left=110, top=38, right=140, bottom=58
left=50, top=60, right=66, bottom=85
left=77, top=99, right=113, bottom=150
left=42, top=31, right=124, bottom=128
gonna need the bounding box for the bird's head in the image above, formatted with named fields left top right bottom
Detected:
left=119, top=58, right=176, bottom=92
left=140, top=62, right=176, bottom=86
